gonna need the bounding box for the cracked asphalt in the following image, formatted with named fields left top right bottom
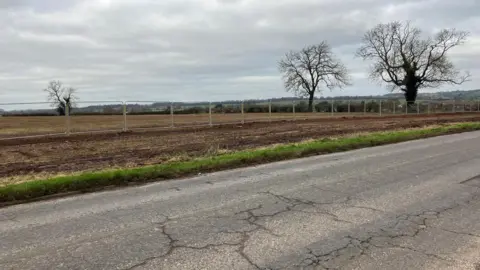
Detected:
left=1, top=131, right=480, bottom=270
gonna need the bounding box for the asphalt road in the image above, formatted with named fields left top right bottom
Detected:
left=2, top=131, right=480, bottom=270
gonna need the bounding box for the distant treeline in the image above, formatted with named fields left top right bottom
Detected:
left=0, top=101, right=386, bottom=115
left=2, top=100, right=474, bottom=116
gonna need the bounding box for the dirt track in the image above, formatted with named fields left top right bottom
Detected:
left=1, top=112, right=480, bottom=185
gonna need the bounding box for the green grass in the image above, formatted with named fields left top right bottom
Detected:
left=1, top=122, right=480, bottom=205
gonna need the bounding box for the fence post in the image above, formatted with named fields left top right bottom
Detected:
left=209, top=102, right=212, bottom=126
left=393, top=101, right=396, bottom=114
left=331, top=99, right=334, bottom=117
left=405, top=102, right=408, bottom=114
left=170, top=102, right=174, bottom=128
left=427, top=101, right=430, bottom=114
left=417, top=102, right=420, bottom=115
left=122, top=102, right=127, bottom=132
left=66, top=103, right=71, bottom=135
left=363, top=100, right=366, bottom=115
left=292, top=100, right=296, bottom=121
left=241, top=101, right=245, bottom=124
left=348, top=100, right=351, bottom=114
left=379, top=100, right=382, bottom=116
left=453, top=100, right=456, bottom=113
left=268, top=99, right=272, bottom=123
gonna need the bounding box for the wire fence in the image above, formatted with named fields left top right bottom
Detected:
left=1, top=98, right=479, bottom=140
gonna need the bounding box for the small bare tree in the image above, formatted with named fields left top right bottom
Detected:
left=356, top=21, right=470, bottom=106
left=44, top=80, right=78, bottom=116
left=278, top=42, right=351, bottom=112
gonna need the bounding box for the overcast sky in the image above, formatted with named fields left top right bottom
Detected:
left=0, top=0, right=479, bottom=105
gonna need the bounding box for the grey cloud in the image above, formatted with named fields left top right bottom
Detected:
left=0, top=0, right=77, bottom=11
left=0, top=0, right=479, bottom=104
left=0, top=0, right=29, bottom=8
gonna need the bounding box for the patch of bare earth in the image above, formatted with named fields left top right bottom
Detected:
left=1, top=113, right=479, bottom=186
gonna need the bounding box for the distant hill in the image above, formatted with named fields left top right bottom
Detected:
left=139, top=88, right=480, bottom=107
left=384, top=89, right=480, bottom=100
left=1, top=89, right=479, bottom=115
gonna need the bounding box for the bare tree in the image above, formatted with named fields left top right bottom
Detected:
left=44, top=80, right=78, bottom=116
left=356, top=21, right=470, bottom=106
left=278, top=42, right=351, bottom=112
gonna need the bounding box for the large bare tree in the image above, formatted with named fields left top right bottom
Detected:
left=356, top=21, right=470, bottom=106
left=278, top=42, right=351, bottom=112
left=44, top=80, right=78, bottom=116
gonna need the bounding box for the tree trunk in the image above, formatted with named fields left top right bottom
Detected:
left=308, top=93, right=315, bottom=112
left=57, top=101, right=71, bottom=116
left=57, top=105, right=66, bottom=116
left=403, top=72, right=418, bottom=107
left=404, top=86, right=418, bottom=107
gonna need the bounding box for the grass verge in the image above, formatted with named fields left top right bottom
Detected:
left=1, top=122, right=480, bottom=205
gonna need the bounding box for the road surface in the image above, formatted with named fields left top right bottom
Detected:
left=1, top=131, right=480, bottom=270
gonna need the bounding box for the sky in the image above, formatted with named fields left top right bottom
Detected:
left=0, top=0, right=479, bottom=105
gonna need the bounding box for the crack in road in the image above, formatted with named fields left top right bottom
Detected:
left=232, top=204, right=283, bottom=237
left=116, top=191, right=480, bottom=269
left=301, top=229, right=451, bottom=269
left=237, top=232, right=263, bottom=270
left=303, top=235, right=380, bottom=269
left=125, top=221, right=176, bottom=270
left=432, top=227, right=480, bottom=238
left=261, top=191, right=384, bottom=221
left=295, top=202, right=480, bottom=269
left=123, top=191, right=360, bottom=270
left=125, top=215, right=263, bottom=270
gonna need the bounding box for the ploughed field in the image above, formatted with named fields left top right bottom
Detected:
left=0, top=112, right=407, bottom=138
left=1, top=112, right=479, bottom=185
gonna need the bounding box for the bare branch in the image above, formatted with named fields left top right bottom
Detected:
left=279, top=42, right=351, bottom=111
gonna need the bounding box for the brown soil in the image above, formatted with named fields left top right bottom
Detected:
left=1, top=112, right=480, bottom=185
